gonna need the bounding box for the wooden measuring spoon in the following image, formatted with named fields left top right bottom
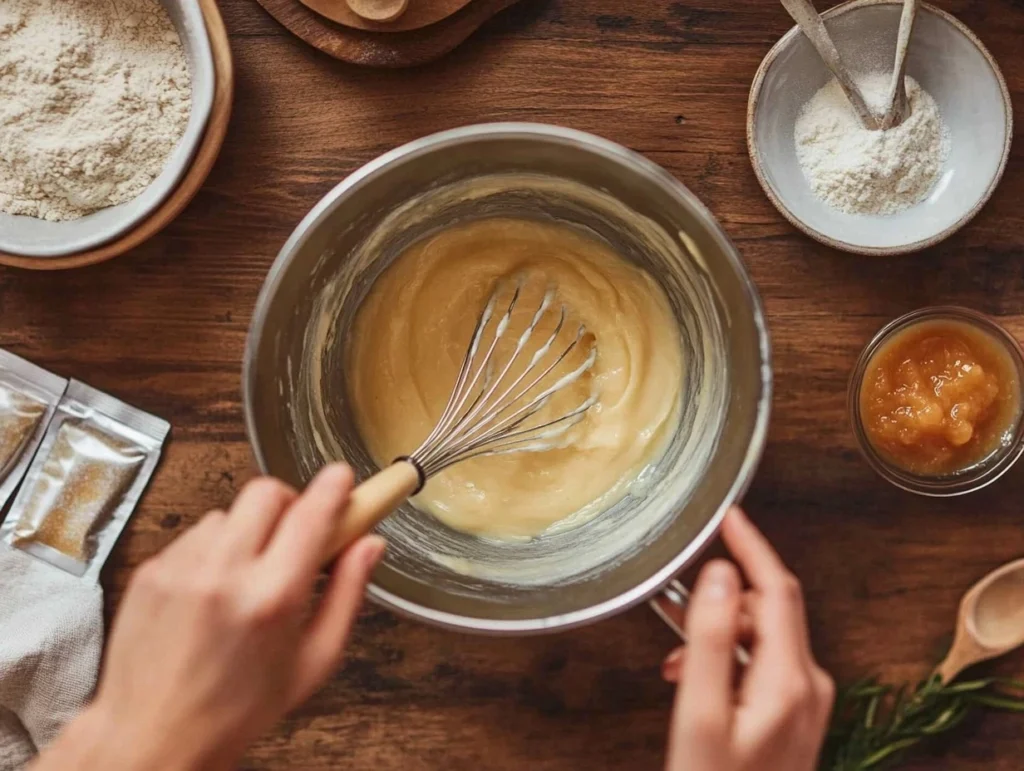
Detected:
left=880, top=0, right=919, bottom=129
left=780, top=0, right=880, bottom=130
left=346, top=0, right=409, bottom=22
left=936, top=558, right=1024, bottom=683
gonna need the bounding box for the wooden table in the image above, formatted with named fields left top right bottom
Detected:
left=3, top=0, right=1023, bottom=767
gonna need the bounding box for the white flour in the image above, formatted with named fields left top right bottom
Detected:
left=794, top=73, right=949, bottom=216
left=0, top=0, right=192, bottom=222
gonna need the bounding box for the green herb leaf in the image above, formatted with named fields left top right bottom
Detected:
left=820, top=671, right=1024, bottom=771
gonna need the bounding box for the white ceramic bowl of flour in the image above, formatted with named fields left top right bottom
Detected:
left=0, top=0, right=214, bottom=259
left=747, top=0, right=1012, bottom=256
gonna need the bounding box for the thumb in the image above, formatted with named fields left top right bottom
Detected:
left=673, top=561, right=741, bottom=747
left=288, top=535, right=386, bottom=708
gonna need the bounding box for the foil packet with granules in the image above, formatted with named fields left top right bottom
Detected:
left=1, top=381, right=169, bottom=580
left=0, top=350, right=67, bottom=511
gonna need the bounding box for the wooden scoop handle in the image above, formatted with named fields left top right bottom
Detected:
left=881, top=0, right=918, bottom=129
left=323, top=461, right=421, bottom=562
left=780, top=0, right=880, bottom=130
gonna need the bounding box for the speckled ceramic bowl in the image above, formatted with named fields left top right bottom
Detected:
left=0, top=0, right=214, bottom=259
left=748, top=0, right=1012, bottom=256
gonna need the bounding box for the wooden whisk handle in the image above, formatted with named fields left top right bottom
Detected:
left=323, top=461, right=422, bottom=562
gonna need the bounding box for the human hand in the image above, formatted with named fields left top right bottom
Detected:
left=662, top=507, right=834, bottom=771
left=36, top=464, right=383, bottom=771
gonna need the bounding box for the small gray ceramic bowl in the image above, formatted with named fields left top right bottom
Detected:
left=748, top=0, right=1012, bottom=256
left=0, top=0, right=214, bottom=259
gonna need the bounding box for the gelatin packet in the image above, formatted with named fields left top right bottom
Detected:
left=0, top=350, right=68, bottom=511
left=0, top=381, right=169, bottom=580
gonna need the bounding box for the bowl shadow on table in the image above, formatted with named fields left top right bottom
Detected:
left=262, top=594, right=685, bottom=766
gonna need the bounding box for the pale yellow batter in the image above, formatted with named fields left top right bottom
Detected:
left=347, top=218, right=683, bottom=539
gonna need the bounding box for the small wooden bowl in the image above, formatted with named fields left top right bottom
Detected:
left=0, top=0, right=234, bottom=271
left=255, top=0, right=523, bottom=68
left=298, top=0, right=474, bottom=32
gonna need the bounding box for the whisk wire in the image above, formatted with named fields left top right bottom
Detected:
left=427, top=291, right=557, bottom=460
left=407, top=281, right=598, bottom=480
left=415, top=287, right=504, bottom=455
left=415, top=284, right=527, bottom=467
left=423, top=390, right=599, bottom=475
left=445, top=326, right=591, bottom=453
left=431, top=304, right=567, bottom=457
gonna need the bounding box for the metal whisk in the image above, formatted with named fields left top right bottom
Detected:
left=410, top=283, right=598, bottom=479
left=324, top=281, right=599, bottom=560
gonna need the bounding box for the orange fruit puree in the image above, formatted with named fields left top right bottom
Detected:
left=860, top=320, right=1021, bottom=476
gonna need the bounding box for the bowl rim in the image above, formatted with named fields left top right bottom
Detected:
left=0, top=0, right=216, bottom=260
left=243, top=122, right=774, bottom=635
left=746, top=0, right=1014, bottom=257
left=848, top=306, right=1024, bottom=495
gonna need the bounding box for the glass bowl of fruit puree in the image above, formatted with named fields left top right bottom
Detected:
left=850, top=307, right=1024, bottom=496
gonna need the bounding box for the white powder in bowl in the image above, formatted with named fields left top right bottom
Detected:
left=794, top=72, right=950, bottom=216
left=0, top=0, right=192, bottom=222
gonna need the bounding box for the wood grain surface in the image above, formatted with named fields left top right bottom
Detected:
left=2, top=0, right=1023, bottom=768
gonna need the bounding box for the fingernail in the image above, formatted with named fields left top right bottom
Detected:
left=701, top=562, right=737, bottom=600
left=663, top=649, right=683, bottom=667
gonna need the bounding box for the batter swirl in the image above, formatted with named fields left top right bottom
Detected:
left=347, top=217, right=683, bottom=539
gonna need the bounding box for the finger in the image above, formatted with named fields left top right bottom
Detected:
left=720, top=506, right=790, bottom=592
left=662, top=647, right=686, bottom=683
left=222, top=477, right=298, bottom=560
left=660, top=592, right=755, bottom=687
left=815, top=666, right=837, bottom=713
left=722, top=507, right=812, bottom=656
left=264, top=464, right=355, bottom=590
left=289, top=535, right=385, bottom=708
left=676, top=560, right=742, bottom=741
left=722, top=510, right=821, bottom=715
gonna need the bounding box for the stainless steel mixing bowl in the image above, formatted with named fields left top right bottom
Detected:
left=244, top=123, right=771, bottom=635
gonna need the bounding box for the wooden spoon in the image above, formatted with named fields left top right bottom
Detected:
left=936, top=558, right=1024, bottom=684
left=880, top=0, right=919, bottom=129
left=346, top=0, right=409, bottom=22
left=780, top=0, right=880, bottom=130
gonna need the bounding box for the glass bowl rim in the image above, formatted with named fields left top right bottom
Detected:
left=848, top=306, right=1024, bottom=497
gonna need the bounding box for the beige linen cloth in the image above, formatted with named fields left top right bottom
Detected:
left=0, top=548, right=103, bottom=770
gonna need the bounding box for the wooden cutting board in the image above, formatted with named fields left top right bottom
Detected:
left=298, top=0, right=474, bottom=32
left=255, top=0, right=524, bottom=68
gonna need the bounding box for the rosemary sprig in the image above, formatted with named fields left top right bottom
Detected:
left=820, top=673, right=1024, bottom=770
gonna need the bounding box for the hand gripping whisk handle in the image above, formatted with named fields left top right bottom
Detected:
left=322, top=460, right=423, bottom=563
left=321, top=281, right=598, bottom=564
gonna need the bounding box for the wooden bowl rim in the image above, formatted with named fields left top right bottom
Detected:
left=297, top=0, right=473, bottom=33
left=746, top=0, right=1013, bottom=257
left=253, top=0, right=523, bottom=69
left=0, top=0, right=234, bottom=271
